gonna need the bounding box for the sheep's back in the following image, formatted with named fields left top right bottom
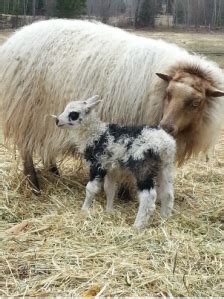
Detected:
left=0, top=19, right=189, bottom=162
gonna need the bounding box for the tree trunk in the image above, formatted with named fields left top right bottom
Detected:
left=134, top=0, right=141, bottom=28
left=32, top=0, right=36, bottom=17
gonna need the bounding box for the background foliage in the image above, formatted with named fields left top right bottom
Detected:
left=0, top=0, right=224, bottom=28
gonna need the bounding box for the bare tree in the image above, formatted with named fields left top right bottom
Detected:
left=32, top=0, right=36, bottom=16
left=44, top=0, right=56, bottom=17
left=134, top=0, right=141, bottom=27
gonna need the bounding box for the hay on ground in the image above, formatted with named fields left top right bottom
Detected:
left=0, top=131, right=223, bottom=296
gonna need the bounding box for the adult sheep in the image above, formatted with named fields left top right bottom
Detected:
left=0, top=19, right=224, bottom=194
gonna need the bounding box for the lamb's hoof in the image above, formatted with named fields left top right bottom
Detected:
left=106, top=207, right=114, bottom=214
left=160, top=208, right=172, bottom=218
left=81, top=206, right=90, bottom=211
left=133, top=221, right=145, bottom=230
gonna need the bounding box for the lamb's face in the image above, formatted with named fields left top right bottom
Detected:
left=56, top=101, right=86, bottom=128
left=56, top=95, right=101, bottom=128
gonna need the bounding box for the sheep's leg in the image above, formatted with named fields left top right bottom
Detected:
left=134, top=178, right=157, bottom=229
left=22, top=152, right=41, bottom=195
left=49, top=165, right=60, bottom=176
left=47, top=160, right=60, bottom=177
left=157, top=163, right=174, bottom=218
left=82, top=179, right=103, bottom=210
left=104, top=174, right=117, bottom=212
left=42, top=157, right=60, bottom=176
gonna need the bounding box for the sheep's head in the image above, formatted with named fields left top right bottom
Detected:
left=56, top=95, right=101, bottom=128
left=156, top=71, right=224, bottom=136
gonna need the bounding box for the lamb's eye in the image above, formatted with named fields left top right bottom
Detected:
left=69, top=111, right=80, bottom=121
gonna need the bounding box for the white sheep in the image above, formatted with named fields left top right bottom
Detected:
left=0, top=19, right=223, bottom=194
left=56, top=96, right=176, bottom=229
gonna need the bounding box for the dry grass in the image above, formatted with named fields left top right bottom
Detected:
left=0, top=30, right=224, bottom=297
left=0, top=30, right=11, bottom=45
left=131, top=30, right=224, bottom=68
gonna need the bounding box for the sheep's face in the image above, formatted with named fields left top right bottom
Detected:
left=156, top=72, right=224, bottom=136
left=56, top=95, right=101, bottom=128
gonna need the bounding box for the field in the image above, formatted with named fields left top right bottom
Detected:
left=0, top=30, right=224, bottom=297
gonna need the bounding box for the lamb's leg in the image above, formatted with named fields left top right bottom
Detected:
left=117, top=184, right=132, bottom=202
left=134, top=178, right=157, bottom=229
left=104, top=174, right=117, bottom=212
left=22, top=152, right=41, bottom=195
left=82, top=179, right=102, bottom=210
left=157, top=162, right=174, bottom=218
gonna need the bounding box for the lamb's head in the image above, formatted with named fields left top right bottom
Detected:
left=56, top=95, right=101, bottom=128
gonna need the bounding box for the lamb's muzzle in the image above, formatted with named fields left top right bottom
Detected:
left=55, top=118, right=59, bottom=126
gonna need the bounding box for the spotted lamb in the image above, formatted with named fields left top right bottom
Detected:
left=56, top=96, right=176, bottom=228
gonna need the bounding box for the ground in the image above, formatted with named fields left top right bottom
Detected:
left=0, top=29, right=223, bottom=297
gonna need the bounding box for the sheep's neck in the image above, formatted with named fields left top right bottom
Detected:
left=71, top=114, right=107, bottom=153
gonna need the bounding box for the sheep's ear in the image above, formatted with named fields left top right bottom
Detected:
left=206, top=88, right=224, bottom=97
left=156, top=73, right=172, bottom=82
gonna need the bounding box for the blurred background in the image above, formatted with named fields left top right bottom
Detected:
left=1, top=0, right=224, bottom=30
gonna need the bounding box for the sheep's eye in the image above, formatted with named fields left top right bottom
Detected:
left=69, top=111, right=80, bottom=121
left=191, top=101, right=200, bottom=108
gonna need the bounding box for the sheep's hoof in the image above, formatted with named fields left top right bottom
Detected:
left=32, top=188, right=41, bottom=196
left=29, top=183, right=41, bottom=196
left=26, top=176, right=41, bottom=196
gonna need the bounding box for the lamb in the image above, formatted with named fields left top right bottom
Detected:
left=56, top=96, right=176, bottom=228
left=1, top=19, right=224, bottom=194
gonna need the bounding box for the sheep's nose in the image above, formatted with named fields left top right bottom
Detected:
left=55, top=118, right=59, bottom=126
left=164, top=125, right=175, bottom=134
left=160, top=122, right=176, bottom=135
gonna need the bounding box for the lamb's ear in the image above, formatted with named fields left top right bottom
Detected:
left=206, top=88, right=224, bottom=97
left=156, top=73, right=172, bottom=82
left=85, top=96, right=102, bottom=112
left=87, top=100, right=102, bottom=109
left=86, top=95, right=100, bottom=104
